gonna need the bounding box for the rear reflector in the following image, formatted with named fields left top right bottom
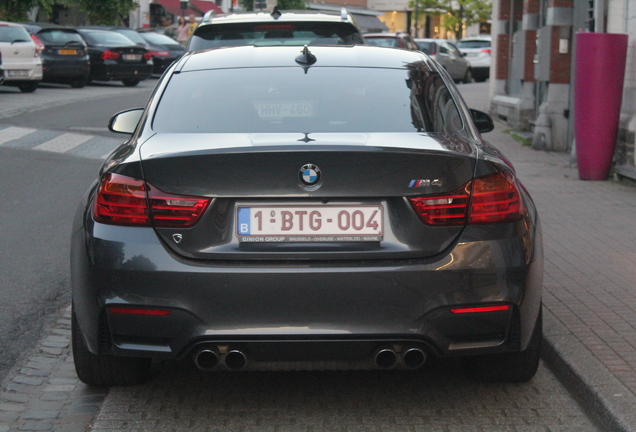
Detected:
left=408, top=172, right=522, bottom=226
left=109, top=306, right=171, bottom=316
left=450, top=305, right=510, bottom=314
left=94, top=173, right=210, bottom=227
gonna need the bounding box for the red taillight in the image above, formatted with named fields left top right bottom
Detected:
left=143, top=51, right=153, bottom=60
left=101, top=49, right=120, bottom=60
left=109, top=306, right=171, bottom=316
left=94, top=173, right=210, bottom=227
left=31, top=34, right=44, bottom=56
left=469, top=172, right=522, bottom=224
left=450, top=305, right=510, bottom=314
left=481, top=49, right=491, bottom=54
left=408, top=186, right=470, bottom=226
left=408, top=172, right=522, bottom=226
left=149, top=50, right=169, bottom=57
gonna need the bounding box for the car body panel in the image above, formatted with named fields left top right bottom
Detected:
left=139, top=31, right=184, bottom=75
left=456, top=36, right=491, bottom=81
left=414, top=38, right=471, bottom=82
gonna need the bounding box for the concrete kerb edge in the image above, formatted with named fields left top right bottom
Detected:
left=542, top=307, right=636, bottom=432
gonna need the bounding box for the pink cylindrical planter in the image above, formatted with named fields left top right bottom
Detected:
left=574, top=32, right=628, bottom=180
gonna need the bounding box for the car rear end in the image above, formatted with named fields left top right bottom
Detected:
left=140, top=32, right=184, bottom=75
left=456, top=37, right=491, bottom=82
left=30, top=27, right=90, bottom=87
left=78, top=29, right=152, bottom=85
left=0, top=21, right=42, bottom=91
left=72, top=45, right=542, bottom=383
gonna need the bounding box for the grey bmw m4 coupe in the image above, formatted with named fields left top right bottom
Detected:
left=71, top=44, right=543, bottom=386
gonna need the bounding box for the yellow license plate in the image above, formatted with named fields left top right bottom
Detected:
left=58, top=49, right=77, bottom=55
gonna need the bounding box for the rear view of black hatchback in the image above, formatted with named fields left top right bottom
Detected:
left=21, top=23, right=90, bottom=88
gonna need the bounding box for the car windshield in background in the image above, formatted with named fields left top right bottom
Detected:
left=364, top=37, right=400, bottom=48
left=36, top=29, right=84, bottom=45
left=415, top=40, right=433, bottom=53
left=79, top=30, right=135, bottom=47
left=188, top=22, right=364, bottom=50
left=153, top=65, right=464, bottom=134
left=115, top=29, right=147, bottom=46
left=0, top=25, right=31, bottom=42
left=457, top=40, right=490, bottom=49
left=141, top=32, right=180, bottom=46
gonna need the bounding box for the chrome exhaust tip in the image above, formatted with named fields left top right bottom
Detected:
left=194, top=347, right=219, bottom=371
left=374, top=348, right=398, bottom=369
left=402, top=347, right=427, bottom=369
left=224, top=349, right=248, bottom=370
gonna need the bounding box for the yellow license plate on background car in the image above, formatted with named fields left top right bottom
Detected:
left=58, top=49, right=77, bottom=55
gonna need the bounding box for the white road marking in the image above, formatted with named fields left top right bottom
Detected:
left=0, top=127, right=37, bottom=145
left=32, top=132, right=93, bottom=153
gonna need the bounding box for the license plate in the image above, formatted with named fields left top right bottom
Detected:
left=123, top=54, right=141, bottom=61
left=8, top=70, right=29, bottom=77
left=254, top=101, right=313, bottom=119
left=237, top=205, right=383, bottom=242
left=58, top=49, right=77, bottom=55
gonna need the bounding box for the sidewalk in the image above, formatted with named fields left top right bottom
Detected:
left=485, top=124, right=636, bottom=431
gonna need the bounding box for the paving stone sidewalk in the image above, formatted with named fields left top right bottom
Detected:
left=483, top=126, right=636, bottom=431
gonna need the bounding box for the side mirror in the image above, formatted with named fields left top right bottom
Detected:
left=469, top=109, right=494, bottom=133
left=108, top=108, right=144, bottom=134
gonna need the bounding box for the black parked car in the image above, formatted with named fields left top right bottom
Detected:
left=71, top=44, right=543, bottom=387
left=138, top=31, right=184, bottom=76
left=76, top=28, right=153, bottom=87
left=20, top=23, right=90, bottom=88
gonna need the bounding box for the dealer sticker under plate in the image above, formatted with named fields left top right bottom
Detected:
left=237, top=205, right=383, bottom=242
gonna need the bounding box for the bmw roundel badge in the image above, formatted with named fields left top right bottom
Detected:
left=298, top=164, right=321, bottom=186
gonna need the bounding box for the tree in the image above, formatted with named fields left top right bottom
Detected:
left=76, top=0, right=137, bottom=25
left=409, top=0, right=491, bottom=39
left=276, top=0, right=305, bottom=10
left=0, top=0, right=54, bottom=22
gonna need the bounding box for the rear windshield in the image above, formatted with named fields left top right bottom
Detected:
left=153, top=65, right=465, bottom=135
left=115, top=29, right=146, bottom=46
left=79, top=30, right=135, bottom=47
left=37, top=29, right=85, bottom=45
left=188, top=22, right=364, bottom=50
left=0, top=25, right=31, bottom=43
left=457, top=40, right=490, bottom=49
left=364, top=37, right=399, bottom=48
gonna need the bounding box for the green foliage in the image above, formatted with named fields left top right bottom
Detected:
left=238, top=0, right=254, bottom=12
left=409, top=0, right=491, bottom=37
left=76, top=0, right=137, bottom=25
left=277, top=0, right=306, bottom=10
left=0, top=0, right=54, bottom=22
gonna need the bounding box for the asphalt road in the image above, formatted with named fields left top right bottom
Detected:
left=0, top=80, right=155, bottom=384
left=0, top=79, right=603, bottom=431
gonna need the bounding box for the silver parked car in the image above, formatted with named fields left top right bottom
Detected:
left=71, top=44, right=543, bottom=387
left=415, top=38, right=473, bottom=83
left=457, top=35, right=492, bottom=82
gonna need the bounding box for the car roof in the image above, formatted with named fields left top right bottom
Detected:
left=364, top=32, right=409, bottom=38
left=177, top=44, right=431, bottom=72
left=200, top=9, right=356, bottom=26
left=459, top=35, right=491, bottom=41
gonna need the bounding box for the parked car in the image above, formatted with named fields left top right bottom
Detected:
left=71, top=43, right=543, bottom=387
left=20, top=23, right=90, bottom=88
left=415, top=38, right=473, bottom=83
left=363, top=32, right=419, bottom=50
left=76, top=28, right=153, bottom=87
left=79, top=26, right=151, bottom=49
left=456, top=35, right=491, bottom=82
left=187, top=8, right=365, bottom=51
left=138, top=31, right=184, bottom=76
left=0, top=21, right=42, bottom=92
left=0, top=50, right=4, bottom=84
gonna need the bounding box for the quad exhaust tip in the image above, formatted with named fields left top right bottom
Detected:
left=374, top=348, right=398, bottom=369
left=194, top=348, right=219, bottom=371
left=403, top=347, right=427, bottom=369
left=194, top=346, right=248, bottom=371
left=225, top=350, right=248, bottom=370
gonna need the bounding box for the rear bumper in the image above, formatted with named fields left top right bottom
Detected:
left=72, top=207, right=543, bottom=365
left=41, top=58, right=90, bottom=80
left=1, top=63, right=43, bottom=81
left=89, top=61, right=153, bottom=82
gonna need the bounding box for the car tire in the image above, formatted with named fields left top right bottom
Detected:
left=71, top=306, right=151, bottom=386
left=462, top=69, right=473, bottom=84
left=463, top=308, right=542, bottom=383
left=122, top=79, right=140, bottom=87
left=69, top=77, right=88, bottom=89
left=18, top=81, right=39, bottom=93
